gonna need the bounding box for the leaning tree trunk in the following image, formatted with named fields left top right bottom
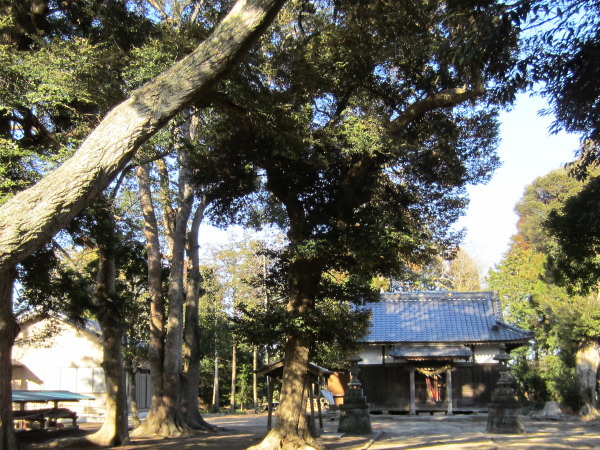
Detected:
left=0, top=268, right=18, bottom=450
left=182, top=199, right=215, bottom=430
left=576, top=341, right=600, bottom=416
left=0, top=0, right=287, bottom=273
left=250, top=259, right=324, bottom=450
left=131, top=164, right=168, bottom=437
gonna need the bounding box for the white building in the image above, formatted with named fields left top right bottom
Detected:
left=12, top=317, right=151, bottom=422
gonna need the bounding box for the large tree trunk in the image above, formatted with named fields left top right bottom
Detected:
left=0, top=269, right=18, bottom=450
left=182, top=199, right=214, bottom=430
left=92, top=315, right=129, bottom=446
left=156, top=159, right=176, bottom=256
left=0, top=0, right=287, bottom=273
left=250, top=259, right=324, bottom=450
left=88, top=234, right=129, bottom=446
left=576, top=341, right=600, bottom=415
left=155, top=151, right=196, bottom=436
left=131, top=164, right=168, bottom=437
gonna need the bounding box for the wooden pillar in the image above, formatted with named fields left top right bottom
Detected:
left=316, top=381, right=323, bottom=430
left=409, top=367, right=416, bottom=415
left=382, top=346, right=387, bottom=408
left=308, top=380, right=316, bottom=434
left=446, top=368, right=453, bottom=415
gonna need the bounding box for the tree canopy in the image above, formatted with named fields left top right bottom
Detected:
left=519, top=0, right=600, bottom=175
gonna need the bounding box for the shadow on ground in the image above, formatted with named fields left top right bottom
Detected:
left=16, top=412, right=600, bottom=449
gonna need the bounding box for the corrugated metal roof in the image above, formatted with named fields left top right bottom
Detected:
left=362, top=291, right=532, bottom=344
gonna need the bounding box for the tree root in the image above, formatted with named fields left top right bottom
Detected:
left=248, top=429, right=325, bottom=450
left=130, top=416, right=183, bottom=438
left=580, top=404, right=600, bottom=420
left=187, top=415, right=219, bottom=432
left=130, top=413, right=217, bottom=438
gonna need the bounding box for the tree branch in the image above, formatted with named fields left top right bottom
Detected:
left=389, top=81, right=486, bottom=135
left=0, top=0, right=287, bottom=271
left=336, top=77, right=486, bottom=227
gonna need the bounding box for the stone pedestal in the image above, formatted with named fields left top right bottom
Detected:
left=337, top=357, right=372, bottom=435
left=486, top=344, right=525, bottom=434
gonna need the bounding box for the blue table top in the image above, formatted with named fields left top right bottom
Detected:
left=12, top=390, right=94, bottom=403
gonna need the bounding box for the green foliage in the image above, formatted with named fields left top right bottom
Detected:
left=232, top=297, right=370, bottom=368
left=515, top=168, right=585, bottom=253
left=1, top=0, right=158, bottom=330
left=542, top=355, right=582, bottom=410
left=0, top=137, right=38, bottom=203
left=546, top=175, right=600, bottom=293
left=0, top=33, right=112, bottom=200
left=15, top=243, right=93, bottom=321
left=234, top=345, right=258, bottom=408
left=123, top=34, right=185, bottom=90
left=511, top=349, right=581, bottom=409
left=510, top=348, right=549, bottom=403
left=488, top=167, right=600, bottom=409
left=516, top=0, right=599, bottom=175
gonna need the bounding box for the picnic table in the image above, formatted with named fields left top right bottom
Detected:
left=12, top=390, right=94, bottom=429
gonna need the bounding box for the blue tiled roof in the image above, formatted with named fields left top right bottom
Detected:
left=362, top=291, right=532, bottom=344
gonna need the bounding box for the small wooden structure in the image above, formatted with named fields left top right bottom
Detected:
left=12, top=390, right=95, bottom=429
left=255, top=359, right=333, bottom=433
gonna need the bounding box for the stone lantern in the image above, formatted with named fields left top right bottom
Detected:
left=486, top=344, right=525, bottom=434
left=337, top=356, right=372, bottom=435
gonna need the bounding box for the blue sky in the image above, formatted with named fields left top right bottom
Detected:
left=456, top=93, right=582, bottom=275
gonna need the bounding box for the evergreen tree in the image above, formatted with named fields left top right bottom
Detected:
left=192, top=1, right=523, bottom=446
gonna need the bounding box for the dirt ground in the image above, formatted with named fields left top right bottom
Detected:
left=16, top=411, right=600, bottom=449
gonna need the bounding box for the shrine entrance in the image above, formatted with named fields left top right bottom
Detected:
left=407, top=364, right=454, bottom=415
